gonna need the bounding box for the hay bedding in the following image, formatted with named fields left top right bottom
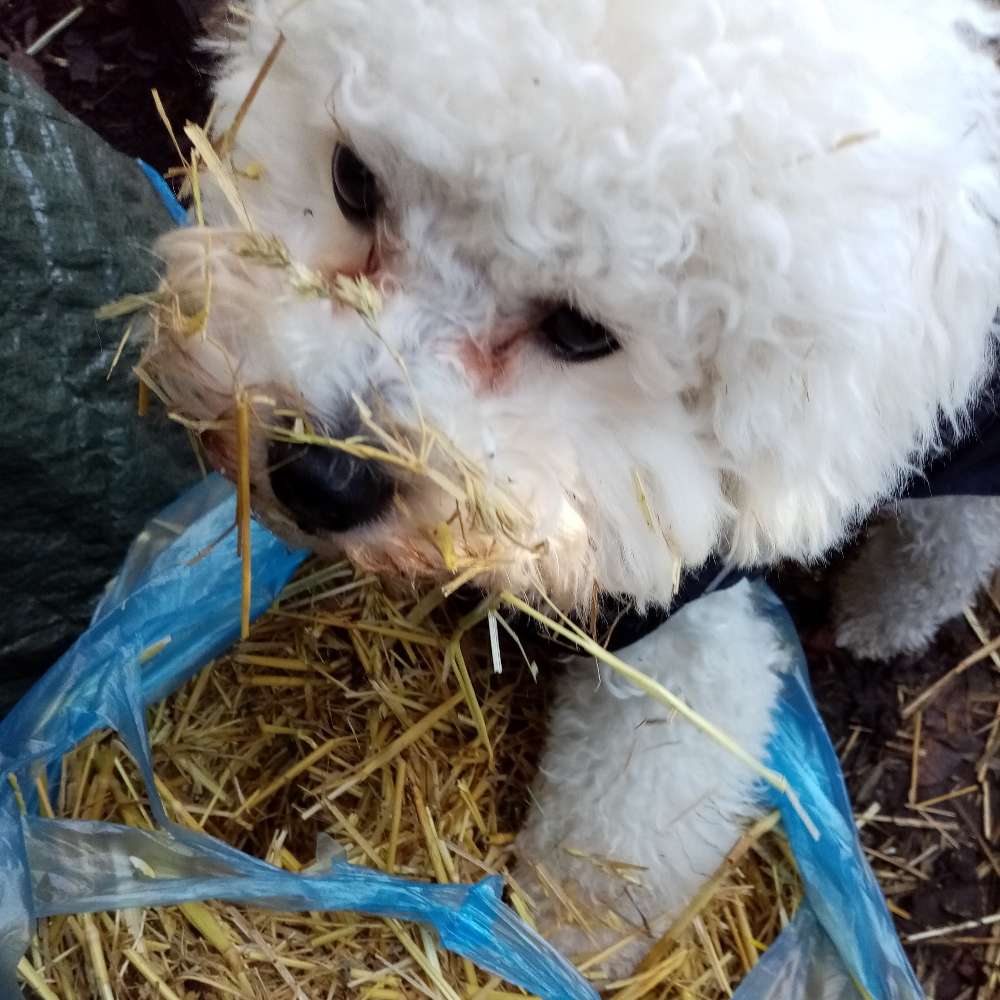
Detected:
left=24, top=559, right=803, bottom=1000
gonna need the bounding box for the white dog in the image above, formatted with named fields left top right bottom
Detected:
left=142, top=0, right=1000, bottom=972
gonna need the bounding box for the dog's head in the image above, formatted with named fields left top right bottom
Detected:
left=144, top=0, right=1000, bottom=609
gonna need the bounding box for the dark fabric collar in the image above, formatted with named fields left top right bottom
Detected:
left=594, top=559, right=754, bottom=651
left=902, top=352, right=1000, bottom=500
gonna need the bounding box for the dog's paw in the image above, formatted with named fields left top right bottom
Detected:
left=508, top=583, right=788, bottom=980
left=831, top=513, right=941, bottom=658
left=832, top=568, right=939, bottom=660
left=832, top=598, right=938, bottom=661
left=833, top=497, right=1000, bottom=660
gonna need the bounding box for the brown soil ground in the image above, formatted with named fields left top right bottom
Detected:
left=774, top=556, right=1000, bottom=999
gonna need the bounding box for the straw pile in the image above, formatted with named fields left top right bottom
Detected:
left=24, top=559, right=802, bottom=1000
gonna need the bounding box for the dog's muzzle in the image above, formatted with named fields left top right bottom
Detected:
left=268, top=425, right=395, bottom=534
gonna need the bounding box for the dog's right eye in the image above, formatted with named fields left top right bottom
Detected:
left=331, top=144, right=380, bottom=226
left=540, top=305, right=621, bottom=362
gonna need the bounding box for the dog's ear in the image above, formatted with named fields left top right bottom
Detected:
left=714, top=317, right=993, bottom=569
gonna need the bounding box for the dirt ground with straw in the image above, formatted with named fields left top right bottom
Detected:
left=2, top=3, right=998, bottom=998
left=775, top=559, right=1000, bottom=1000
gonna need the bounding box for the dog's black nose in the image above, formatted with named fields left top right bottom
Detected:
left=268, top=434, right=394, bottom=534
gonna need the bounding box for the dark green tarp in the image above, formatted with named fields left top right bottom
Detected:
left=0, top=60, right=194, bottom=713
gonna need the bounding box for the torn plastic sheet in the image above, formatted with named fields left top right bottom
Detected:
left=0, top=475, right=924, bottom=999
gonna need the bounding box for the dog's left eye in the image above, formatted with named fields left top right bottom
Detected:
left=331, top=144, right=380, bottom=226
left=540, top=305, right=621, bottom=362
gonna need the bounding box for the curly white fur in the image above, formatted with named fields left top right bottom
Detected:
left=141, top=0, right=1000, bottom=975
left=147, top=0, right=1000, bottom=611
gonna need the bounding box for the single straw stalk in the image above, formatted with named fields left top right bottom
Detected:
left=25, top=6, right=84, bottom=56
left=215, top=32, right=287, bottom=158
left=236, top=392, right=252, bottom=638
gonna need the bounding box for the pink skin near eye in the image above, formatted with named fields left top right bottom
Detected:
left=322, top=243, right=381, bottom=285
left=458, top=328, right=528, bottom=393
left=319, top=227, right=525, bottom=393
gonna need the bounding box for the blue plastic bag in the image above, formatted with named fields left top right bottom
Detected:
left=735, top=591, right=924, bottom=1000
left=0, top=476, right=923, bottom=999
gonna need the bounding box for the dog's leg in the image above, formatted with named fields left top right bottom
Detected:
left=833, top=496, right=1000, bottom=661
left=512, top=581, right=788, bottom=978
